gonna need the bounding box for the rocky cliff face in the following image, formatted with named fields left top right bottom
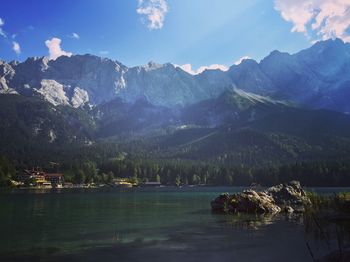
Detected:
left=7, top=55, right=127, bottom=106
left=0, top=60, right=16, bottom=94
left=118, top=62, right=205, bottom=106
left=1, top=39, right=350, bottom=112
left=0, top=56, right=232, bottom=108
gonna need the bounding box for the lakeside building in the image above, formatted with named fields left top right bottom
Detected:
left=112, top=179, right=133, bottom=188
left=17, top=168, right=64, bottom=188
left=44, top=173, right=64, bottom=188
left=63, top=182, right=74, bottom=188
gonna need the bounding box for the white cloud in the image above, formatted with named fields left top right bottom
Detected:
left=176, top=64, right=194, bottom=74
left=45, top=37, right=73, bottom=60
left=69, top=32, right=80, bottom=39
left=275, top=0, right=350, bottom=42
left=234, top=56, right=251, bottom=65
left=12, top=41, right=21, bottom=55
left=175, top=63, right=229, bottom=75
left=0, top=18, right=7, bottom=38
left=136, top=0, right=168, bottom=30
left=99, top=50, right=109, bottom=55
left=196, top=64, right=229, bottom=74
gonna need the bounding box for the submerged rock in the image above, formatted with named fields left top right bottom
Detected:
left=211, top=181, right=311, bottom=214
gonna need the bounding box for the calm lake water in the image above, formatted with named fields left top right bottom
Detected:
left=0, top=186, right=349, bottom=262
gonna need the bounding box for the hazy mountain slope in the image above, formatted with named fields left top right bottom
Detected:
left=258, top=39, right=350, bottom=111
left=0, top=94, right=95, bottom=152
left=2, top=88, right=350, bottom=167
left=95, top=97, right=179, bottom=138
left=227, top=59, right=276, bottom=95
left=181, top=88, right=290, bottom=127
left=139, top=90, right=350, bottom=165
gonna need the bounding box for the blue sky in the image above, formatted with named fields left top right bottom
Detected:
left=0, top=0, right=349, bottom=72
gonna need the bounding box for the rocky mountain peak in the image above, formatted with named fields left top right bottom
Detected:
left=0, top=39, right=350, bottom=112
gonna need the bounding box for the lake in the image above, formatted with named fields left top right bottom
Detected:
left=0, top=187, right=349, bottom=261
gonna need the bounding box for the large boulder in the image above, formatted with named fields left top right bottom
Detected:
left=211, top=193, right=231, bottom=212
left=230, top=190, right=281, bottom=214
left=211, top=190, right=281, bottom=214
left=265, top=181, right=311, bottom=213
left=211, top=181, right=310, bottom=214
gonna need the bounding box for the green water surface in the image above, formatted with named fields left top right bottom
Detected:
left=0, top=187, right=348, bottom=261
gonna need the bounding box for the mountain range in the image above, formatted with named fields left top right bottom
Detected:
left=1, top=38, right=350, bottom=168
left=1, top=38, right=350, bottom=112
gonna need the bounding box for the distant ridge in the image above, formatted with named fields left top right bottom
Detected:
left=1, top=38, right=350, bottom=112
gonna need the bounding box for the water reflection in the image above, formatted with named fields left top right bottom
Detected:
left=303, top=211, right=350, bottom=261
left=213, top=212, right=306, bottom=231
left=215, top=213, right=276, bottom=230
left=1, top=188, right=350, bottom=261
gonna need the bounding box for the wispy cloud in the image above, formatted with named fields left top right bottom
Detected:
left=68, top=32, right=80, bottom=39
left=234, top=56, right=251, bottom=65
left=0, top=18, right=7, bottom=38
left=45, top=37, right=73, bottom=60
left=275, top=0, right=350, bottom=42
left=136, top=0, right=168, bottom=30
left=196, top=64, right=229, bottom=74
left=12, top=41, right=21, bottom=55
left=175, top=63, right=229, bottom=75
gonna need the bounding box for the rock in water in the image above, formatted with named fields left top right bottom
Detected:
left=211, top=181, right=310, bottom=214
left=211, top=190, right=281, bottom=214
left=265, top=181, right=311, bottom=213
left=211, top=193, right=231, bottom=212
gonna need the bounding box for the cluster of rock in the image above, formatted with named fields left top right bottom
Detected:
left=211, top=181, right=311, bottom=214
